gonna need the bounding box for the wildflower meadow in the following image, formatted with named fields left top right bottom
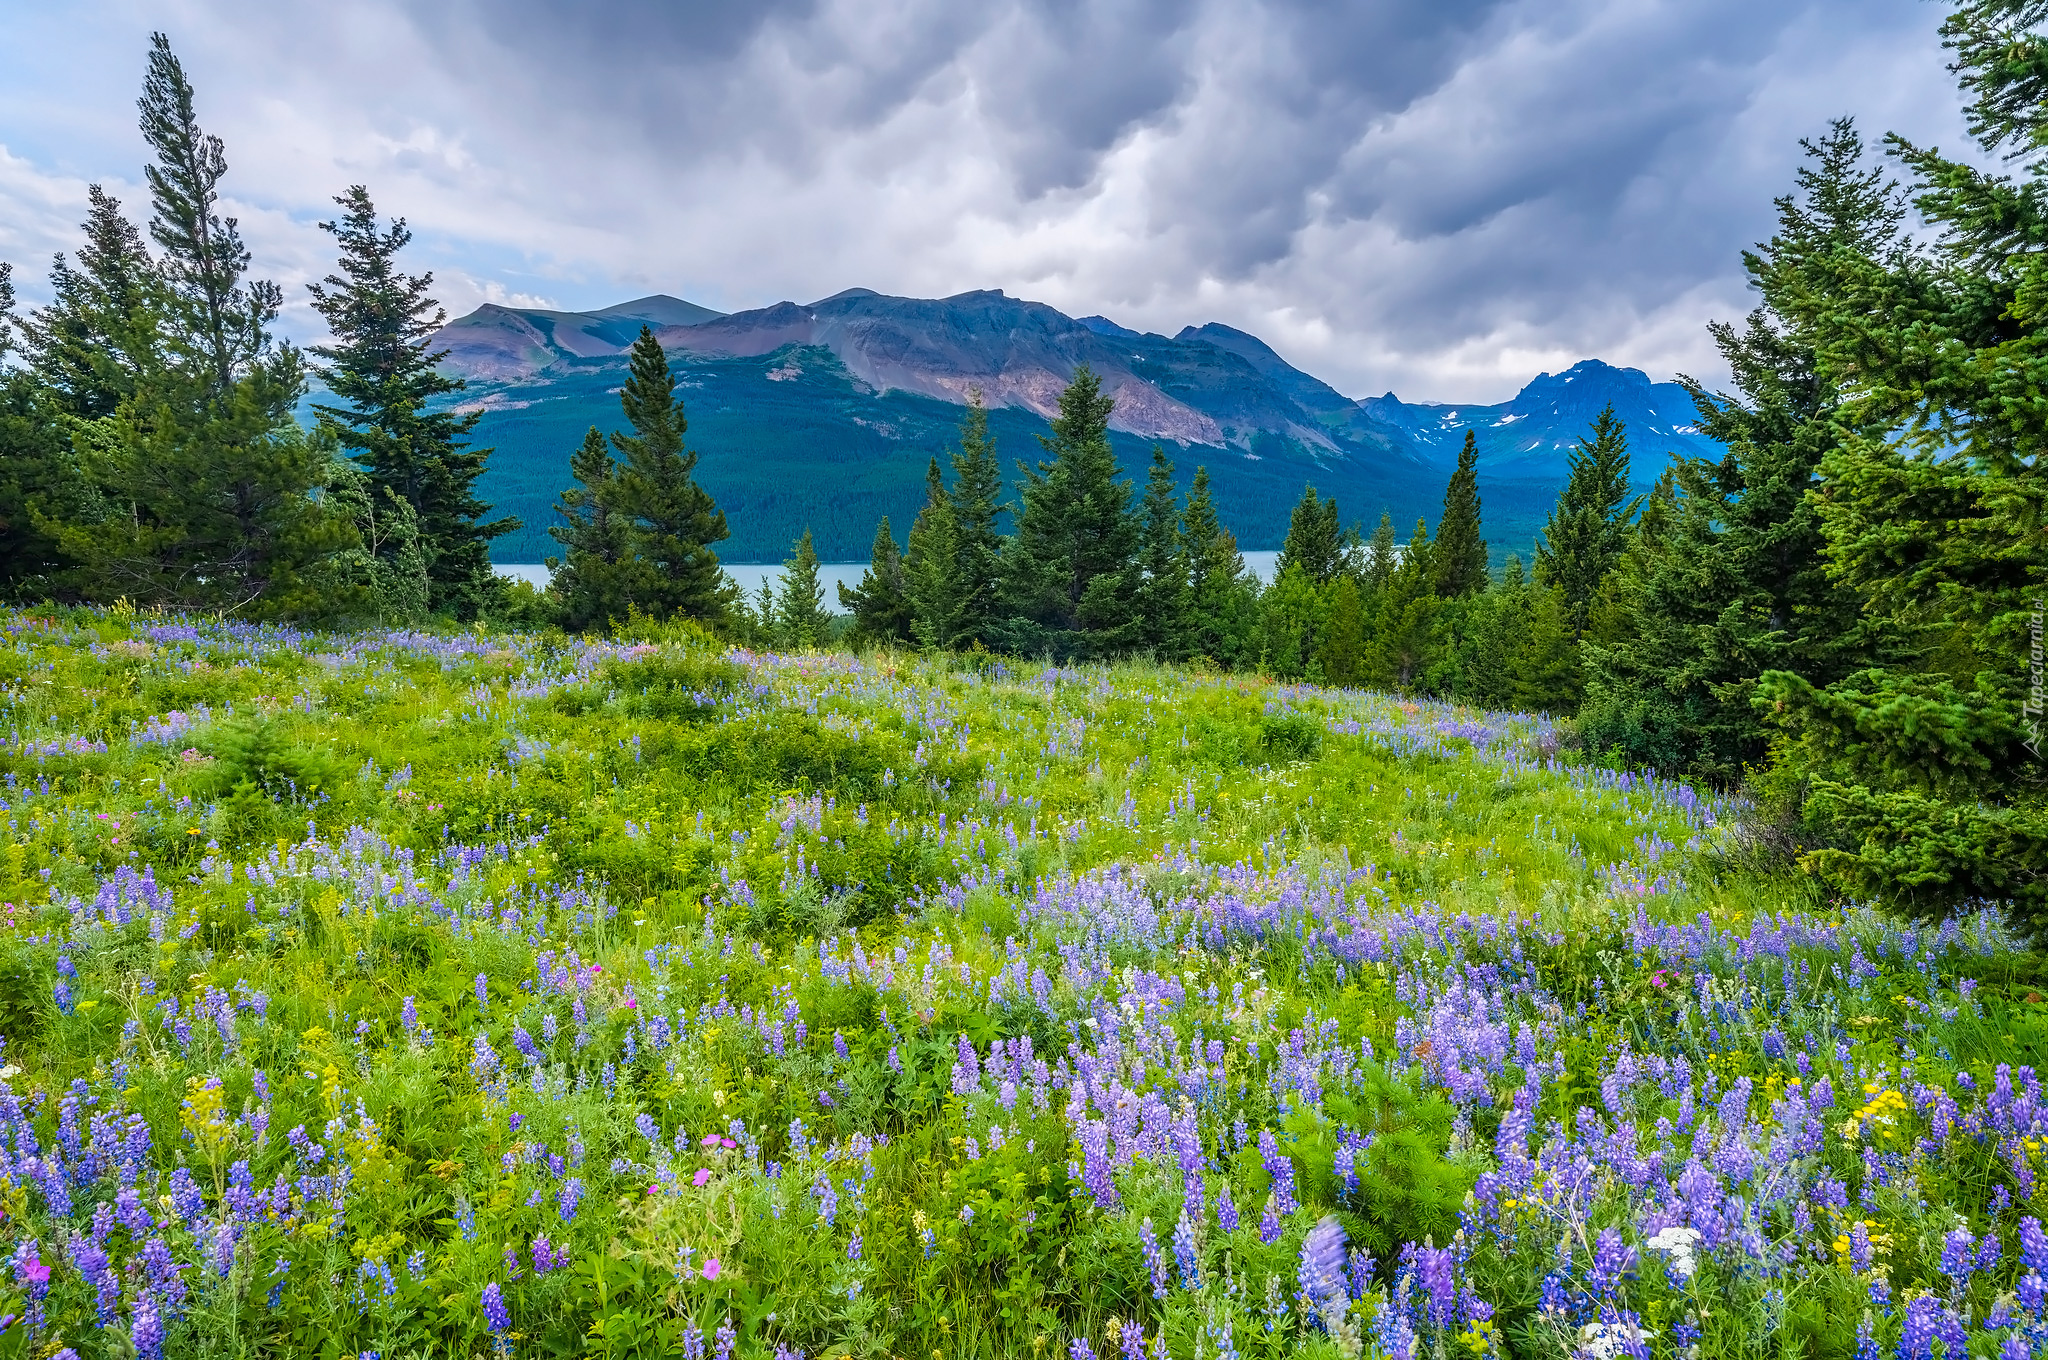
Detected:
left=0, top=606, right=2040, bottom=1360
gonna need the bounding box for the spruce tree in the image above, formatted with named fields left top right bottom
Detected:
left=609, top=327, right=730, bottom=621
left=1277, top=485, right=1346, bottom=585
left=1535, top=405, right=1633, bottom=637
left=548, top=427, right=632, bottom=631
left=0, top=265, right=80, bottom=597
left=1745, top=35, right=2048, bottom=927
left=1134, top=446, right=1189, bottom=659
left=1317, top=575, right=1368, bottom=687
left=1366, top=520, right=1436, bottom=689
left=905, top=458, right=965, bottom=649
left=1363, top=512, right=1399, bottom=595
left=137, top=32, right=278, bottom=394
left=1582, top=122, right=1898, bottom=783
left=18, top=186, right=156, bottom=420
left=308, top=186, right=513, bottom=619
left=1000, top=366, right=1135, bottom=656
left=1258, top=567, right=1323, bottom=680
left=1180, top=466, right=1257, bottom=665
left=53, top=33, right=351, bottom=615
left=773, top=527, right=832, bottom=649
left=840, top=517, right=914, bottom=645
left=1431, top=432, right=1486, bottom=597
left=948, top=390, right=1006, bottom=647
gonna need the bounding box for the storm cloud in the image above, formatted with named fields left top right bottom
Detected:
left=0, top=0, right=1973, bottom=400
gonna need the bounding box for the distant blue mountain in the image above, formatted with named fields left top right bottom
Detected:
left=429, top=291, right=1720, bottom=562
left=1359, top=359, right=1719, bottom=477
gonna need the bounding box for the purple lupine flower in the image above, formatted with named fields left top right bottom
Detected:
left=1216, top=1186, right=1239, bottom=1235
left=1940, top=1228, right=1976, bottom=1289
left=558, top=1177, right=583, bottom=1223
left=475, top=974, right=489, bottom=1008
left=713, top=1317, right=737, bottom=1360
left=1257, top=1131, right=1298, bottom=1217
left=1297, top=1216, right=1347, bottom=1326
left=1172, top=1212, right=1202, bottom=1291
left=2023, top=1218, right=2048, bottom=1275
left=1849, top=1220, right=1874, bottom=1274
left=1258, top=1197, right=1282, bottom=1246
left=1415, top=1242, right=1458, bottom=1330
left=130, top=1294, right=164, bottom=1360
left=1139, top=1219, right=1168, bottom=1299
left=480, top=1282, right=510, bottom=1335
left=1070, top=1341, right=1098, bottom=1360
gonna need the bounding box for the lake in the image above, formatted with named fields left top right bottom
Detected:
left=496, top=551, right=1286, bottom=613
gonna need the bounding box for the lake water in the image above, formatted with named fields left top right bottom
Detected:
left=497, top=550, right=1285, bottom=613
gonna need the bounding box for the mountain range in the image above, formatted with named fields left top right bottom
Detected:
left=430, top=287, right=1724, bottom=563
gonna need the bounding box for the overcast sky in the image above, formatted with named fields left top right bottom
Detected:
left=0, top=0, right=1974, bottom=402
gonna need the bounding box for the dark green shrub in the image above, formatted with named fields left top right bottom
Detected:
left=1258, top=712, right=1323, bottom=762
left=609, top=652, right=747, bottom=723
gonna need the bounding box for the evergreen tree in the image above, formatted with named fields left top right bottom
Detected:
left=1135, top=446, right=1189, bottom=659
left=1746, top=27, right=2048, bottom=929
left=1363, top=512, right=1399, bottom=595
left=1581, top=121, right=1898, bottom=783
left=905, top=458, right=965, bottom=650
left=1366, top=520, right=1436, bottom=689
left=1277, top=484, right=1346, bottom=585
left=137, top=32, right=278, bottom=394
left=773, top=527, right=832, bottom=649
left=1259, top=567, right=1324, bottom=680
left=308, top=186, right=514, bottom=619
left=1180, top=465, right=1258, bottom=665
left=18, top=186, right=156, bottom=420
left=1535, top=405, right=1634, bottom=636
left=839, top=517, right=914, bottom=646
left=948, top=390, right=1007, bottom=647
left=0, top=265, right=81, bottom=597
left=51, top=33, right=351, bottom=615
left=1000, top=366, right=1136, bottom=656
left=1431, top=431, right=1487, bottom=597
left=548, top=427, right=632, bottom=631
left=1317, top=575, right=1368, bottom=687
left=609, top=327, right=730, bottom=621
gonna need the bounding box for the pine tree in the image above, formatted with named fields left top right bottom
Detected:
left=1743, top=38, right=2048, bottom=927
left=1134, top=446, right=1189, bottom=659
left=548, top=427, right=632, bottom=631
left=948, top=390, right=1007, bottom=647
left=1366, top=520, right=1436, bottom=689
left=1431, top=432, right=1486, bottom=597
left=308, top=186, right=514, bottom=619
left=840, top=517, right=913, bottom=645
left=52, top=33, right=351, bottom=615
left=1277, top=485, right=1346, bottom=585
left=1259, top=567, right=1323, bottom=680
left=0, top=265, right=81, bottom=597
left=18, top=186, right=157, bottom=420
left=1364, top=512, right=1399, bottom=595
left=1180, top=466, right=1257, bottom=665
left=1536, top=405, right=1633, bottom=636
left=1000, top=366, right=1136, bottom=656
left=609, top=327, right=730, bottom=621
left=137, top=32, right=278, bottom=394
left=1582, top=121, right=1898, bottom=783
left=773, top=527, right=832, bottom=649
left=905, top=458, right=965, bottom=650
left=1317, top=575, right=1368, bottom=687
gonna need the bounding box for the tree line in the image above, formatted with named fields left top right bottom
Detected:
left=1, top=14, right=2040, bottom=935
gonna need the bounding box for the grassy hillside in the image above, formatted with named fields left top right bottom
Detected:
left=462, top=347, right=1567, bottom=564
left=0, top=608, right=2039, bottom=1357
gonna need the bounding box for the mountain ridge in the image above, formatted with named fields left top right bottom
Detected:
left=426, top=288, right=1723, bottom=562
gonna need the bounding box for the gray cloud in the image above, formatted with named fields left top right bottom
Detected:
left=0, top=0, right=1973, bottom=400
